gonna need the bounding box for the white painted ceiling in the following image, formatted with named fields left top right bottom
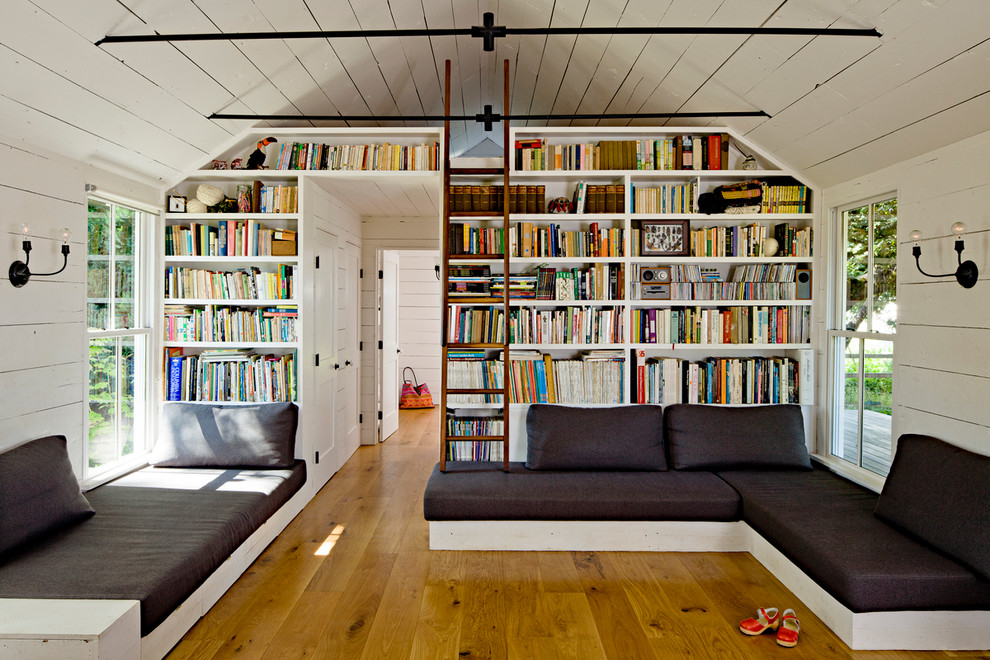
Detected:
left=4, top=0, right=990, bottom=189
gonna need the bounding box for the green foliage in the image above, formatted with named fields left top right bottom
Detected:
left=845, top=198, right=898, bottom=332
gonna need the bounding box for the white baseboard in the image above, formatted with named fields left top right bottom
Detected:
left=429, top=519, right=990, bottom=651
left=429, top=520, right=750, bottom=552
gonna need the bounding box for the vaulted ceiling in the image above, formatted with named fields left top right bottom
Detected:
left=4, top=0, right=990, bottom=190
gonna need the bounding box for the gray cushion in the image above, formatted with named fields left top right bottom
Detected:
left=526, top=404, right=665, bottom=471
left=0, top=435, right=94, bottom=555
left=874, top=434, right=990, bottom=581
left=664, top=404, right=810, bottom=471
left=152, top=402, right=298, bottom=468
left=720, top=468, right=990, bottom=612
left=424, top=461, right=739, bottom=521
left=0, top=462, right=307, bottom=636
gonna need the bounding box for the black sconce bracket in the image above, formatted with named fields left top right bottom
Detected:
left=9, top=240, right=70, bottom=288
left=912, top=239, right=979, bottom=289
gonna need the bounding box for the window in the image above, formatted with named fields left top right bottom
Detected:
left=828, top=196, right=897, bottom=477
left=87, top=197, right=153, bottom=479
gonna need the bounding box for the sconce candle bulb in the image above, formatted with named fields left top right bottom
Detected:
left=911, top=222, right=979, bottom=289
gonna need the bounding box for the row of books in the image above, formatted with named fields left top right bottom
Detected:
left=164, top=265, right=295, bottom=301
left=446, top=414, right=505, bottom=437
left=164, top=349, right=296, bottom=402
left=448, top=185, right=549, bottom=214
left=662, top=282, right=801, bottom=301
left=509, top=306, right=623, bottom=345
left=632, top=263, right=800, bottom=284
left=164, top=304, right=298, bottom=343
left=631, top=306, right=811, bottom=345
left=761, top=183, right=810, bottom=214
left=447, top=265, right=625, bottom=302
left=447, top=306, right=505, bottom=344
left=165, top=220, right=297, bottom=257
left=446, top=441, right=504, bottom=461
left=272, top=141, right=439, bottom=171
left=448, top=222, right=625, bottom=258
left=515, top=135, right=730, bottom=171
left=635, top=352, right=804, bottom=405
left=689, top=224, right=812, bottom=258
left=447, top=350, right=626, bottom=404
left=630, top=182, right=700, bottom=214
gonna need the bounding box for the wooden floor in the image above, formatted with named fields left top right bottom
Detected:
left=167, top=408, right=988, bottom=660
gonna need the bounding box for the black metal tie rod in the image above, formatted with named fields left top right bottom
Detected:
left=97, top=12, right=881, bottom=49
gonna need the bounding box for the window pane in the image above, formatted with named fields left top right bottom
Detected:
left=871, top=199, right=897, bottom=334
left=88, top=200, right=111, bottom=331
left=834, top=336, right=861, bottom=465
left=862, top=338, right=893, bottom=476
left=843, top=206, right=869, bottom=331
left=88, top=337, right=117, bottom=469
left=119, top=337, right=136, bottom=459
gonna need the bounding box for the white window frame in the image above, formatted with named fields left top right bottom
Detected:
left=821, top=193, right=897, bottom=492
left=84, top=194, right=157, bottom=487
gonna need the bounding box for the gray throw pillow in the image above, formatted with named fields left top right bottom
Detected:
left=526, top=404, right=666, bottom=471
left=665, top=404, right=811, bottom=471
left=152, top=402, right=298, bottom=468
left=0, top=435, right=95, bottom=555
left=874, top=434, right=990, bottom=581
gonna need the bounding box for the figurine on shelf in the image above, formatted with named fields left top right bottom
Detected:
left=246, top=137, right=277, bottom=170
left=230, top=158, right=243, bottom=170
left=211, top=159, right=228, bottom=170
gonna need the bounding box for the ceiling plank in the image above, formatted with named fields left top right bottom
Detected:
left=525, top=0, right=589, bottom=130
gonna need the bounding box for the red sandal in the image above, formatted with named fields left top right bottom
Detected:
left=739, top=607, right=780, bottom=635
left=776, top=609, right=800, bottom=647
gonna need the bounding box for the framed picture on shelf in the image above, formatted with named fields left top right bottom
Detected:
left=641, top=220, right=689, bottom=256
left=167, top=195, right=186, bottom=213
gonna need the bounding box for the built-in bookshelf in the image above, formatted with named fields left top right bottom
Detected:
left=442, top=125, right=817, bottom=463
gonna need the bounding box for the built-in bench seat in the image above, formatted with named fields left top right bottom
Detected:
left=0, top=402, right=309, bottom=660
left=0, top=462, right=306, bottom=638
left=425, top=461, right=739, bottom=521
left=424, top=403, right=990, bottom=650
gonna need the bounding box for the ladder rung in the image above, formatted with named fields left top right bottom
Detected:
left=447, top=388, right=504, bottom=394
left=446, top=435, right=506, bottom=442
left=450, top=167, right=506, bottom=175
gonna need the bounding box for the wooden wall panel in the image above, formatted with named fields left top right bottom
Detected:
left=398, top=250, right=442, bottom=399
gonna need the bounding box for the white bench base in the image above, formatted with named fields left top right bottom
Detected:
left=429, top=519, right=990, bottom=651
left=0, top=484, right=310, bottom=660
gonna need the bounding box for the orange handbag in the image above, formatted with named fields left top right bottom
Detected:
left=399, top=367, right=434, bottom=409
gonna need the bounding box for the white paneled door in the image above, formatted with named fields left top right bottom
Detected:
left=311, top=228, right=338, bottom=488
left=335, top=240, right=362, bottom=459
left=379, top=250, right=400, bottom=442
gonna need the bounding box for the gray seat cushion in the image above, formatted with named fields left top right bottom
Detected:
left=0, top=435, right=94, bottom=556
left=719, top=468, right=990, bottom=612
left=874, top=434, right=990, bottom=581
left=424, top=461, right=739, bottom=521
left=665, top=404, right=811, bottom=471
left=0, top=462, right=306, bottom=636
left=526, top=404, right=665, bottom=470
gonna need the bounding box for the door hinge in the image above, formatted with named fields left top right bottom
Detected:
left=359, top=413, right=363, bottom=424
left=315, top=353, right=320, bottom=367
left=315, top=450, right=320, bottom=464
left=360, top=268, right=363, bottom=278
left=378, top=410, right=383, bottom=420
left=378, top=269, right=383, bottom=279
left=359, top=341, right=363, bottom=351
left=315, top=255, right=320, bottom=268
left=378, top=340, right=383, bottom=350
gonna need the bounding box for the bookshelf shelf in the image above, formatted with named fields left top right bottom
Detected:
left=163, top=341, right=297, bottom=349
left=164, top=256, right=299, bottom=265
left=164, top=298, right=298, bottom=306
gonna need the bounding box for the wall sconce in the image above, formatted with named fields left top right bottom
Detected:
left=8, top=224, right=72, bottom=288
left=909, top=222, right=979, bottom=288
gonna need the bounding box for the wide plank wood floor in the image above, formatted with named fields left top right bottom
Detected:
left=168, top=408, right=989, bottom=660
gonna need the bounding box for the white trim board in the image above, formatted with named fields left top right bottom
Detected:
left=429, top=520, right=990, bottom=651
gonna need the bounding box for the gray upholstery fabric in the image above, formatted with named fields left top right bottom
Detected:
left=719, top=468, right=990, bottom=612
left=665, top=404, right=811, bottom=471
left=526, top=404, right=666, bottom=470
left=152, top=402, right=298, bottom=468
left=875, top=434, right=990, bottom=581
left=0, top=461, right=306, bottom=636
left=424, top=461, right=739, bottom=521
left=0, top=435, right=94, bottom=555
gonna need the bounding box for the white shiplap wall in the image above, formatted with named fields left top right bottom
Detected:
left=359, top=216, right=440, bottom=445
left=397, top=250, right=442, bottom=397
left=822, top=128, right=990, bottom=458
left=0, top=133, right=158, bottom=477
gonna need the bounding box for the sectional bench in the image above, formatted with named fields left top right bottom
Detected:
left=0, top=402, right=309, bottom=660
left=424, top=403, right=990, bottom=650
